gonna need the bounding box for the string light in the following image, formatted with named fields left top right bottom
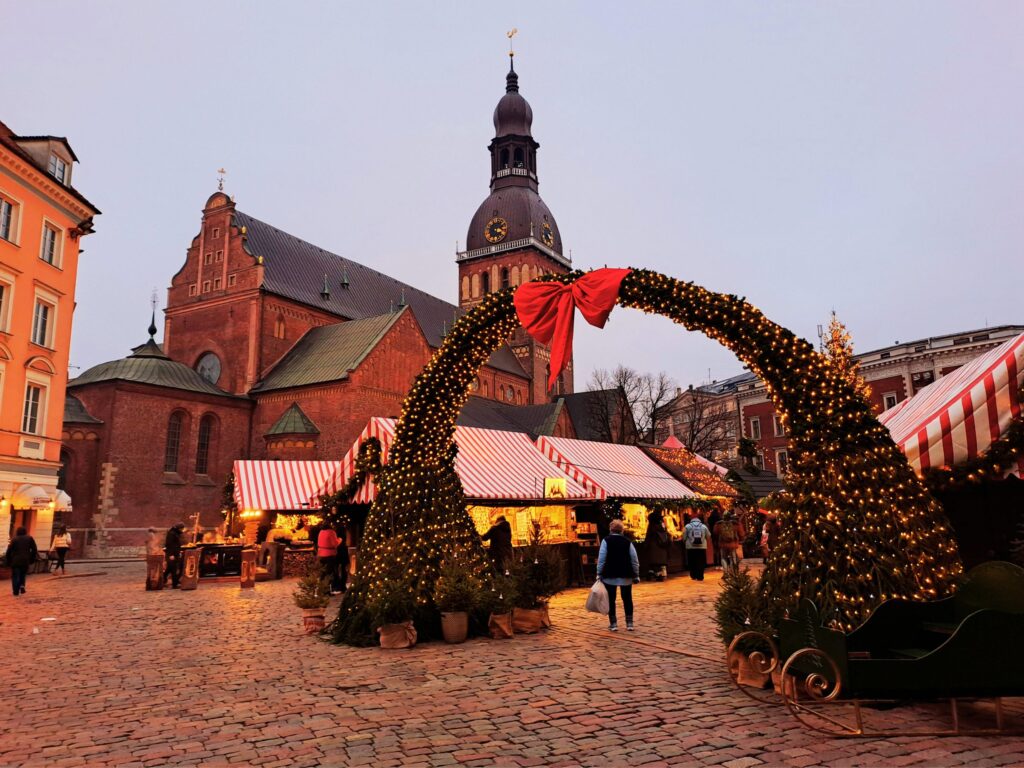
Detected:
left=332, top=269, right=963, bottom=642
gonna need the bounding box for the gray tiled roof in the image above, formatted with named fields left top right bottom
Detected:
left=558, top=389, right=638, bottom=442
left=728, top=466, right=785, bottom=499
left=69, top=339, right=239, bottom=398
left=235, top=210, right=526, bottom=379
left=265, top=403, right=320, bottom=435
left=251, top=311, right=403, bottom=393
left=457, top=396, right=563, bottom=438
left=63, top=394, right=103, bottom=424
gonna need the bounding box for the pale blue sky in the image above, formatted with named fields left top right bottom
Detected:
left=5, top=2, right=1022, bottom=389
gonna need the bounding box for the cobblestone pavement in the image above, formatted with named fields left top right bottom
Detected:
left=1, top=563, right=1022, bottom=767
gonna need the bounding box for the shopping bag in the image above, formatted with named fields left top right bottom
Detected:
left=585, top=580, right=609, bottom=615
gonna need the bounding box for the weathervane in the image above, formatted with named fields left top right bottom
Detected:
left=507, top=28, right=517, bottom=60
left=217, top=168, right=226, bottom=191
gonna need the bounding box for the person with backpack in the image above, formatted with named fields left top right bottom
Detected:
left=713, top=511, right=746, bottom=574
left=684, top=514, right=711, bottom=581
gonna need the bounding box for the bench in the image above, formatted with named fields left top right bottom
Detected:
left=774, top=561, right=1024, bottom=736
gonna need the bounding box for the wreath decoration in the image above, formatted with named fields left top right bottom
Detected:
left=333, top=269, right=962, bottom=643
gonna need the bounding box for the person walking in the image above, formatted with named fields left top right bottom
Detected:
left=317, top=525, right=343, bottom=594
left=643, top=509, right=669, bottom=581
left=49, top=525, right=72, bottom=575
left=713, top=511, right=746, bottom=574
left=684, top=514, right=711, bottom=581
left=163, top=523, right=185, bottom=589
left=596, top=519, right=640, bottom=631
left=481, top=516, right=513, bottom=574
left=6, top=527, right=38, bottom=596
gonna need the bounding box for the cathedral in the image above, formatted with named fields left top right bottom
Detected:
left=60, top=60, right=578, bottom=556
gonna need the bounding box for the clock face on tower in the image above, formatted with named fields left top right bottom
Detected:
left=541, top=221, right=554, bottom=247
left=484, top=217, right=509, bottom=244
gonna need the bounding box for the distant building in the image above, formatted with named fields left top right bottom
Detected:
left=656, top=325, right=1024, bottom=477
left=0, top=120, right=99, bottom=552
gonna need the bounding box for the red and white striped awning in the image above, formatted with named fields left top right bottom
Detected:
left=315, top=417, right=396, bottom=504
left=233, top=460, right=341, bottom=511
left=455, top=426, right=594, bottom=500
left=314, top=418, right=596, bottom=504
left=880, top=332, right=1024, bottom=477
left=536, top=436, right=697, bottom=500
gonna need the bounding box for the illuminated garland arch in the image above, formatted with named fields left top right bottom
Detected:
left=333, top=269, right=962, bottom=644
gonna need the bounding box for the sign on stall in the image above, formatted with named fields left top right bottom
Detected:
left=544, top=477, right=567, bottom=499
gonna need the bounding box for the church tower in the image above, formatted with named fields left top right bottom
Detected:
left=457, top=57, right=573, bottom=403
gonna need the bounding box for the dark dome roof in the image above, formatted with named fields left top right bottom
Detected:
left=466, top=186, right=561, bottom=253
left=69, top=339, right=237, bottom=398
left=493, top=67, right=533, bottom=137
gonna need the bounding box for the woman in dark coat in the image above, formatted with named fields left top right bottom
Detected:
left=644, top=509, right=669, bottom=581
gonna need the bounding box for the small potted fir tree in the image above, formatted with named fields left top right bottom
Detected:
left=370, top=578, right=417, bottom=649
left=511, top=522, right=565, bottom=632
left=433, top=559, right=478, bottom=644
left=293, top=562, right=331, bottom=634
left=479, top=571, right=517, bottom=639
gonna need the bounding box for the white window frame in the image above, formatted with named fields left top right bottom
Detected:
left=773, top=414, right=786, bottom=437
left=31, top=288, right=59, bottom=348
left=749, top=416, right=761, bottom=440
left=775, top=449, right=789, bottom=477
left=882, top=391, right=898, bottom=411
left=39, top=219, right=64, bottom=268
left=22, top=373, right=50, bottom=435
left=0, top=269, right=14, bottom=333
left=0, top=188, right=24, bottom=246
left=47, top=154, right=67, bottom=184
left=188, top=284, right=198, bottom=297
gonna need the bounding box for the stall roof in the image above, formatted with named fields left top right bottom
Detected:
left=314, top=417, right=596, bottom=504
left=642, top=446, right=738, bottom=497
left=234, top=460, right=341, bottom=511
left=879, top=332, right=1023, bottom=476
left=536, top=436, right=697, bottom=500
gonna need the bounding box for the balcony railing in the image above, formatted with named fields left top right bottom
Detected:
left=456, top=237, right=571, bottom=268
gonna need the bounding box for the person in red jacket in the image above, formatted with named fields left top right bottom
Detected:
left=317, top=525, right=348, bottom=594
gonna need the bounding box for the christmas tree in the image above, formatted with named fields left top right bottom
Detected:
left=822, top=311, right=873, bottom=405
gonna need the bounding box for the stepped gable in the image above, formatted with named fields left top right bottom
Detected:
left=235, top=210, right=526, bottom=378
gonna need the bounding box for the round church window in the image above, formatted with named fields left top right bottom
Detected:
left=197, top=352, right=222, bottom=385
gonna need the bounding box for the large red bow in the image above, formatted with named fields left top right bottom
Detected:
left=513, top=268, right=633, bottom=391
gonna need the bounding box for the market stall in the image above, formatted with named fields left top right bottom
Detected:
left=232, top=459, right=340, bottom=576
left=879, top=331, right=1024, bottom=565
left=535, top=436, right=700, bottom=574
left=314, top=418, right=602, bottom=581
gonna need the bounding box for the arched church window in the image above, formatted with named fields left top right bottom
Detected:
left=195, top=414, right=216, bottom=475
left=471, top=273, right=480, bottom=298
left=164, top=412, right=184, bottom=474
left=483, top=380, right=489, bottom=396
left=513, top=148, right=524, bottom=168
left=481, top=271, right=490, bottom=294
left=501, top=268, right=510, bottom=290
left=461, top=276, right=470, bottom=300
left=510, top=266, right=519, bottom=286
left=516, top=390, right=523, bottom=405
left=500, top=149, right=509, bottom=168
left=274, top=314, right=286, bottom=339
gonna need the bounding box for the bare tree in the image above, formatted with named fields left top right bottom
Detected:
left=587, top=366, right=677, bottom=444
left=655, top=386, right=738, bottom=461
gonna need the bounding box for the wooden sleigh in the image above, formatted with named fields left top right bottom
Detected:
left=726, top=561, right=1024, bottom=737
